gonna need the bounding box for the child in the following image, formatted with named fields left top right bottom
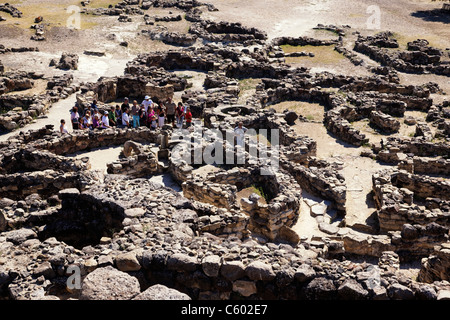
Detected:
left=185, top=107, right=192, bottom=128
left=60, top=119, right=69, bottom=134
left=150, top=115, right=157, bottom=130
left=147, top=107, right=155, bottom=128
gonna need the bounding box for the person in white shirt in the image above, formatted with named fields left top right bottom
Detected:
left=60, top=119, right=69, bottom=134
left=101, top=111, right=111, bottom=129
left=141, top=95, right=153, bottom=113
left=122, top=108, right=130, bottom=127
left=234, top=122, right=248, bottom=147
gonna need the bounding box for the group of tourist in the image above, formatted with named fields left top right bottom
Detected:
left=64, top=96, right=193, bottom=133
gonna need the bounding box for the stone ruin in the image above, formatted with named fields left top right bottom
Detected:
left=0, top=2, right=449, bottom=302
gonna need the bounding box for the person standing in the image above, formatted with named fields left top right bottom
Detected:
left=176, top=102, right=185, bottom=128
left=131, top=100, right=140, bottom=128
left=139, top=104, right=147, bottom=127
left=234, top=121, right=248, bottom=147
left=121, top=97, right=130, bottom=115
left=122, top=108, right=130, bottom=128
left=185, top=107, right=192, bottom=128
left=157, top=103, right=165, bottom=128
left=141, top=95, right=153, bottom=113
left=165, top=97, right=176, bottom=126
left=70, top=106, right=80, bottom=130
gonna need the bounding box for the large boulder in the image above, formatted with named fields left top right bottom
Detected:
left=5, top=228, right=37, bottom=244
left=304, top=277, right=337, bottom=300
left=115, top=251, right=141, bottom=272
left=245, top=261, right=276, bottom=281
left=56, top=53, right=79, bottom=70
left=80, top=266, right=140, bottom=300
left=284, top=111, right=298, bottom=125
left=220, top=260, right=245, bottom=281
left=167, top=253, right=197, bottom=272
left=387, top=283, right=415, bottom=300
left=337, top=279, right=369, bottom=300
left=202, top=255, right=221, bottom=277
left=133, top=284, right=191, bottom=300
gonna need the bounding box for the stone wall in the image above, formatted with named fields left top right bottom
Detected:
left=281, top=159, right=346, bottom=213
left=182, top=177, right=238, bottom=211
left=0, top=74, right=77, bottom=132
left=398, top=156, right=450, bottom=176
left=0, top=170, right=82, bottom=199
left=343, top=222, right=449, bottom=260
left=419, top=242, right=450, bottom=283
left=369, top=110, right=400, bottom=133
left=27, top=127, right=160, bottom=155
left=372, top=170, right=450, bottom=233
left=0, top=148, right=91, bottom=174
left=394, top=170, right=450, bottom=201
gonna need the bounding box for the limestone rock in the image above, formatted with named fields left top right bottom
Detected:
left=220, top=260, right=245, bottom=281
left=233, top=280, right=257, bottom=297
left=304, top=277, right=337, bottom=300
left=387, top=283, right=414, bottom=300
left=33, top=262, right=56, bottom=279
left=133, top=284, right=191, bottom=300
left=56, top=53, right=79, bottom=70
left=245, top=261, right=276, bottom=281
left=202, top=255, right=221, bottom=277
left=115, top=252, right=141, bottom=272
left=5, top=228, right=37, bottom=244
left=295, top=264, right=316, bottom=283
left=337, top=279, right=368, bottom=300
left=80, top=266, right=140, bottom=300
left=167, top=253, right=197, bottom=272
left=318, top=222, right=339, bottom=235
left=437, top=290, right=450, bottom=301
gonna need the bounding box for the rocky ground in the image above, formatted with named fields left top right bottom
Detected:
left=0, top=0, right=449, bottom=301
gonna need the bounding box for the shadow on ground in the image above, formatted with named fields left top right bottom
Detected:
left=411, top=9, right=450, bottom=24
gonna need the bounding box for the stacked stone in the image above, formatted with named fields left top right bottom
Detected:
left=398, top=156, right=450, bottom=176
left=419, top=242, right=450, bottom=283
left=0, top=74, right=78, bottom=132
left=189, top=20, right=267, bottom=44
left=369, top=110, right=401, bottom=133
left=182, top=177, right=238, bottom=210
left=142, top=27, right=198, bottom=46
left=373, top=170, right=450, bottom=233
left=354, top=33, right=450, bottom=76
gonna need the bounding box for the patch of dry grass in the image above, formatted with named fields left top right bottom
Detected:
left=281, top=44, right=345, bottom=65
left=0, top=1, right=101, bottom=30
left=270, top=100, right=324, bottom=121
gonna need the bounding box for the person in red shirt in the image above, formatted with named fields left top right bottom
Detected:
left=185, top=107, right=192, bottom=128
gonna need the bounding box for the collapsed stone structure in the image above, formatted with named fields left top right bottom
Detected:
left=0, top=3, right=449, bottom=301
